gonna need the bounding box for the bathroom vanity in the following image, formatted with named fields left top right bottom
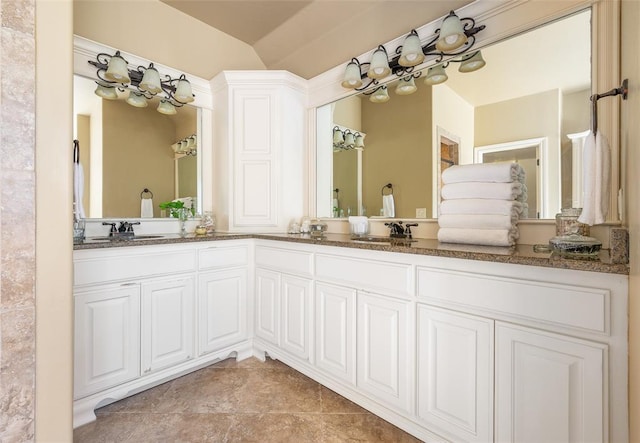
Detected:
left=73, top=235, right=628, bottom=442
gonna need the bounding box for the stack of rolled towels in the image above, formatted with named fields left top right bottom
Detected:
left=438, top=163, right=527, bottom=247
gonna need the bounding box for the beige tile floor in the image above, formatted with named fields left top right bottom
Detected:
left=74, top=357, right=422, bottom=442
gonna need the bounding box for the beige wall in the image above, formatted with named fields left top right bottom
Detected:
left=621, top=1, right=640, bottom=440
left=332, top=150, right=358, bottom=215
left=77, top=114, right=91, bottom=214
left=102, top=100, right=177, bottom=218
left=361, top=86, right=433, bottom=219
left=560, top=88, right=590, bottom=208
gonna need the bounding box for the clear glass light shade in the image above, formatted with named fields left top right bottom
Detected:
left=459, top=51, right=486, bottom=73
left=436, top=12, right=468, bottom=52
left=157, top=99, right=177, bottom=115
left=94, top=83, right=118, bottom=100
left=333, top=127, right=345, bottom=146
left=174, top=78, right=194, bottom=103
left=354, top=133, right=365, bottom=149
left=395, top=76, right=417, bottom=95
left=139, top=65, right=162, bottom=94
left=424, top=65, right=448, bottom=85
left=367, top=47, right=391, bottom=79
left=398, top=31, right=425, bottom=67
left=341, top=61, right=363, bottom=89
left=369, top=86, right=390, bottom=103
left=126, top=91, right=148, bottom=108
left=105, top=52, right=131, bottom=83
left=344, top=131, right=355, bottom=148
left=171, top=142, right=180, bottom=153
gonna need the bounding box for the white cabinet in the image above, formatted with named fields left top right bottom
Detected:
left=280, top=274, right=312, bottom=360
left=74, top=284, right=140, bottom=399
left=211, top=72, right=306, bottom=232
left=255, top=268, right=280, bottom=345
left=495, top=323, right=606, bottom=443
left=141, top=277, right=195, bottom=374
left=198, top=268, right=247, bottom=355
left=314, top=281, right=356, bottom=385
left=417, top=305, right=494, bottom=443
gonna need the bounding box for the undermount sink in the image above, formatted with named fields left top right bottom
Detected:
left=351, top=236, right=416, bottom=245
left=90, top=235, right=165, bottom=241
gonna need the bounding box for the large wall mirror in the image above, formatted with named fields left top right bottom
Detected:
left=317, top=9, right=591, bottom=220
left=73, top=75, right=201, bottom=219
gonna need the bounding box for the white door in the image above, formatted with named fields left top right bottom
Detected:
left=141, top=277, right=195, bottom=374
left=417, top=305, right=494, bottom=443
left=255, top=268, right=280, bottom=345
left=357, top=291, right=412, bottom=413
left=280, top=274, right=312, bottom=360
left=198, top=268, right=248, bottom=355
left=74, top=284, right=140, bottom=399
left=314, top=281, right=356, bottom=385
left=495, top=323, right=606, bottom=443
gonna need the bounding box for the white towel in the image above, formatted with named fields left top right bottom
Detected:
left=382, top=194, right=395, bottom=217
left=438, top=214, right=517, bottom=230
left=441, top=182, right=523, bottom=201
left=578, top=131, right=610, bottom=225
left=73, top=162, right=86, bottom=219
left=437, top=227, right=519, bottom=247
left=141, top=198, right=154, bottom=218
left=441, top=163, right=525, bottom=184
left=439, top=199, right=523, bottom=217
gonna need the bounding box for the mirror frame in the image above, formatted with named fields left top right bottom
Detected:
left=308, top=0, right=621, bottom=223
left=73, top=35, right=214, bottom=220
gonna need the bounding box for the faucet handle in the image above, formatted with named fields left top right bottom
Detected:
left=126, top=221, right=141, bottom=232
left=102, top=222, right=117, bottom=235
left=405, top=223, right=418, bottom=238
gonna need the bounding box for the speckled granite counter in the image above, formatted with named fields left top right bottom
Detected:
left=74, top=232, right=629, bottom=275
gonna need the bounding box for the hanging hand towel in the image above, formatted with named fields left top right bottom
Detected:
left=441, top=163, right=525, bottom=184
left=73, top=162, right=86, bottom=219
left=441, top=182, right=523, bottom=201
left=439, top=199, right=523, bottom=217
left=437, top=227, right=519, bottom=247
left=438, top=214, right=518, bottom=230
left=141, top=198, right=154, bottom=218
left=382, top=194, right=395, bottom=217
left=578, top=131, right=610, bottom=225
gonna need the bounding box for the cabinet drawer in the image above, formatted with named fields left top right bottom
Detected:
left=198, top=245, right=248, bottom=270
left=417, top=267, right=609, bottom=334
left=316, top=254, right=412, bottom=297
left=255, top=246, right=313, bottom=277
left=75, top=249, right=196, bottom=286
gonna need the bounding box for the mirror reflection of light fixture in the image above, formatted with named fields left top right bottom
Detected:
left=89, top=50, right=195, bottom=113
left=458, top=50, right=486, bottom=73
left=354, top=133, right=365, bottom=149
left=333, top=126, right=365, bottom=151
left=172, top=134, right=197, bottom=156
left=340, top=10, right=485, bottom=102
left=395, top=75, right=418, bottom=95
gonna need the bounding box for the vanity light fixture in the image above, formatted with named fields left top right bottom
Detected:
left=89, top=51, right=195, bottom=113
left=333, top=126, right=365, bottom=151
left=341, top=10, right=486, bottom=101
left=171, top=134, right=197, bottom=156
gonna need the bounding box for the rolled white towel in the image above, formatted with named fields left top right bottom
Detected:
left=437, top=227, right=519, bottom=247
left=438, top=214, right=518, bottom=230
left=439, top=199, right=523, bottom=217
left=441, top=182, right=523, bottom=201
left=441, top=163, right=525, bottom=184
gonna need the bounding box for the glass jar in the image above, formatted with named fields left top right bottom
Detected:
left=201, top=211, right=215, bottom=234
left=555, top=208, right=589, bottom=236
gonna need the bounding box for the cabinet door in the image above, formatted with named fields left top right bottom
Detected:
left=280, top=274, right=312, bottom=360
left=357, top=291, right=412, bottom=413
left=74, top=284, right=140, bottom=399
left=198, top=268, right=247, bottom=355
left=141, top=277, right=195, bottom=374
left=417, top=305, right=493, bottom=443
left=255, top=268, right=280, bottom=345
left=495, top=323, right=606, bottom=443
left=314, top=282, right=356, bottom=385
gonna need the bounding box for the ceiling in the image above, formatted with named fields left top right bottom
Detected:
left=160, top=0, right=472, bottom=79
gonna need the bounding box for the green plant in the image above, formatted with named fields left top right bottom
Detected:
left=159, top=200, right=185, bottom=218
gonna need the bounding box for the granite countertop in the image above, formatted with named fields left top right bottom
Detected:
left=74, top=232, right=629, bottom=275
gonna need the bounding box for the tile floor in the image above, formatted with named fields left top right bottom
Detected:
left=74, top=357, right=422, bottom=442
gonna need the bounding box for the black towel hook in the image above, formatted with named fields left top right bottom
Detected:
left=591, top=78, right=628, bottom=134
left=381, top=183, right=393, bottom=195
left=140, top=188, right=153, bottom=199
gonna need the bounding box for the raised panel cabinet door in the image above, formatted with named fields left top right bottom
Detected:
left=255, top=268, right=280, bottom=345
left=198, top=268, right=248, bottom=355
left=417, top=305, right=494, bottom=443
left=74, top=284, right=140, bottom=399
left=280, top=274, right=312, bottom=360
left=495, top=323, right=606, bottom=443
left=314, top=282, right=356, bottom=385
left=357, top=291, right=412, bottom=413
left=141, top=277, right=195, bottom=374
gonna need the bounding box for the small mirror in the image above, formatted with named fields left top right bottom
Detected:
left=73, top=75, right=201, bottom=219
left=317, top=9, right=591, bottom=220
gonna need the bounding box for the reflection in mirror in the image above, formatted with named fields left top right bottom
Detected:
left=317, top=9, right=591, bottom=220
left=73, top=75, right=200, bottom=218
